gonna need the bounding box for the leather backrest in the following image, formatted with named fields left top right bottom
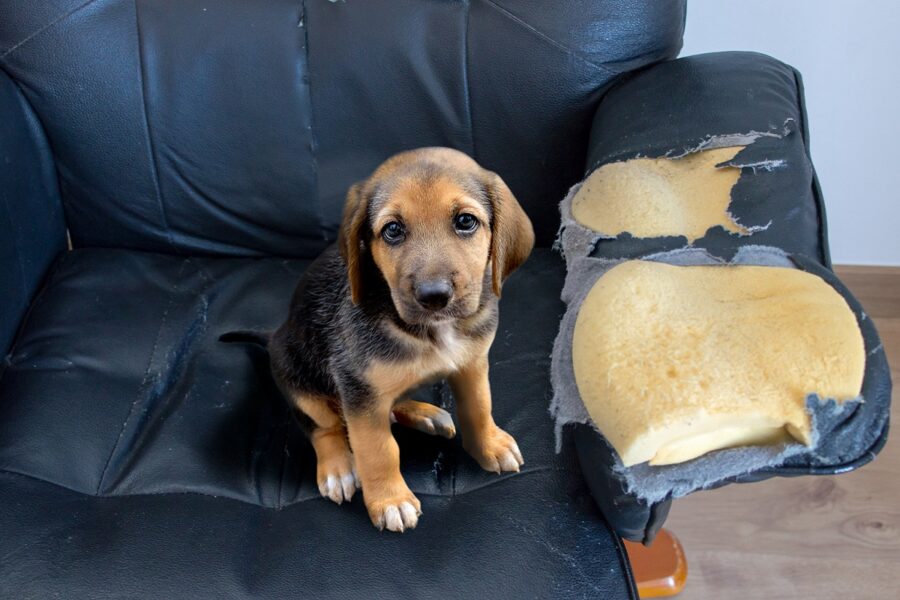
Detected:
left=0, top=0, right=684, bottom=255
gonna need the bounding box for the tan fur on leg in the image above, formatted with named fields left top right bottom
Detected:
left=449, top=355, right=524, bottom=473
left=345, top=408, right=421, bottom=532
left=290, top=392, right=358, bottom=504
left=310, top=426, right=358, bottom=504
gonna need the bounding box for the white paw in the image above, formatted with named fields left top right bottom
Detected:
left=496, top=443, right=524, bottom=472
left=374, top=501, right=421, bottom=533
left=465, top=427, right=525, bottom=474
left=318, top=468, right=359, bottom=504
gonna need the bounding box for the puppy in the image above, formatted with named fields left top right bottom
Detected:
left=269, top=147, right=534, bottom=532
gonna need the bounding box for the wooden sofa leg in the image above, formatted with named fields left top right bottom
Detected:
left=624, top=529, right=687, bottom=598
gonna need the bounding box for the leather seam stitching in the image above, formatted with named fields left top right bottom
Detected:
left=478, top=0, right=617, bottom=76
left=94, top=260, right=185, bottom=494
left=0, top=0, right=102, bottom=61
left=298, top=0, right=326, bottom=243
left=462, top=0, right=476, bottom=159
left=133, top=0, right=179, bottom=254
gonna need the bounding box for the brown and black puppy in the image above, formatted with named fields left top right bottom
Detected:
left=269, top=147, right=534, bottom=532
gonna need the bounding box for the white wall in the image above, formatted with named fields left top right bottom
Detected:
left=681, top=0, right=900, bottom=265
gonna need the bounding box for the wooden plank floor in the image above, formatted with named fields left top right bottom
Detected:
left=665, top=265, right=899, bottom=600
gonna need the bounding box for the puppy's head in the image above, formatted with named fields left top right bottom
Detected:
left=338, top=147, right=534, bottom=325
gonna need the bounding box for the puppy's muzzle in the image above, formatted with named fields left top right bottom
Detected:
left=414, top=279, right=453, bottom=311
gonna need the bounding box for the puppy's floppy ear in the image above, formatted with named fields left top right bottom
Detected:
left=483, top=171, right=534, bottom=297
left=338, top=182, right=368, bottom=304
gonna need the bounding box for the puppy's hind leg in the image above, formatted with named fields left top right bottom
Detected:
left=391, top=399, right=456, bottom=439
left=291, top=392, right=359, bottom=504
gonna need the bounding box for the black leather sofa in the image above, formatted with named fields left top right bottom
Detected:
left=3, top=2, right=884, bottom=598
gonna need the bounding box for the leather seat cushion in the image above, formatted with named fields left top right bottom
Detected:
left=0, top=247, right=635, bottom=598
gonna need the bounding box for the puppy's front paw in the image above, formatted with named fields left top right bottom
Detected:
left=365, top=487, right=422, bottom=532
left=317, top=452, right=359, bottom=505
left=464, top=426, right=524, bottom=473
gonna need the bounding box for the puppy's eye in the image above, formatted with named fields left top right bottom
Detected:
left=454, top=213, right=479, bottom=234
left=381, top=221, right=405, bottom=244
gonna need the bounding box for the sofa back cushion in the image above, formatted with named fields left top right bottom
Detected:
left=0, top=0, right=684, bottom=255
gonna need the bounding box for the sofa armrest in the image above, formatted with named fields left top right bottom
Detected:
left=0, top=68, right=66, bottom=358
left=568, top=52, right=855, bottom=543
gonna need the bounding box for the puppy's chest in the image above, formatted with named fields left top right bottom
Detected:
left=427, top=324, right=472, bottom=373
left=367, top=325, right=476, bottom=400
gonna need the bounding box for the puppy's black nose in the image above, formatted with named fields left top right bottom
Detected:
left=414, top=280, right=453, bottom=311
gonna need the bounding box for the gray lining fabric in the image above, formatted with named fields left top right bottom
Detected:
left=550, top=245, right=862, bottom=504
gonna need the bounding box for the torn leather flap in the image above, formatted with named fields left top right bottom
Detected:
left=556, top=118, right=821, bottom=264
left=550, top=246, right=891, bottom=506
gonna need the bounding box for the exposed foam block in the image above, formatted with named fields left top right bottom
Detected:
left=572, top=260, right=866, bottom=467
left=571, top=147, right=747, bottom=242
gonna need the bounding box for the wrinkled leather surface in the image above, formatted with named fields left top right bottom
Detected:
left=0, top=0, right=685, bottom=252
left=0, top=69, right=65, bottom=357
left=574, top=52, right=891, bottom=543
left=0, top=248, right=637, bottom=598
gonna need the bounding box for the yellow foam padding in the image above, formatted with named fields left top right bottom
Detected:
left=571, top=147, right=748, bottom=242
left=572, top=261, right=866, bottom=467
